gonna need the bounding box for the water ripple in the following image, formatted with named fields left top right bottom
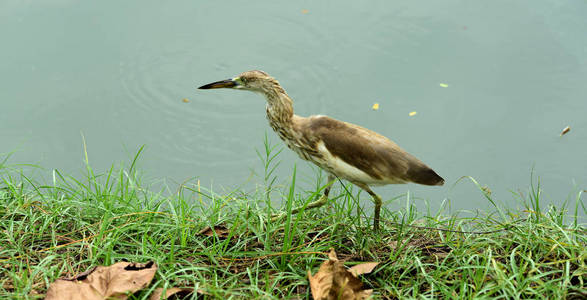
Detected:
left=118, top=43, right=259, bottom=166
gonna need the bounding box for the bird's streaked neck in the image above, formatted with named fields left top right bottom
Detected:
left=261, top=85, right=295, bottom=137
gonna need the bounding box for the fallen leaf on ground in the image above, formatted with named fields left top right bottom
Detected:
left=149, top=287, right=196, bottom=300
left=45, top=261, right=157, bottom=300
left=182, top=98, right=190, bottom=103
left=439, top=83, right=449, bottom=88
left=372, top=103, right=379, bottom=110
left=198, top=224, right=229, bottom=238
left=388, top=240, right=398, bottom=250
left=409, top=111, right=417, bottom=116
left=348, top=262, right=379, bottom=277
left=433, top=252, right=450, bottom=259
left=560, top=126, right=570, bottom=136
left=307, top=249, right=374, bottom=300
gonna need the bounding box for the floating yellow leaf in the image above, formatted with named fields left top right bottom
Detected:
left=481, top=185, right=492, bottom=196
left=409, top=111, right=417, bottom=116
left=560, top=126, right=570, bottom=136
left=439, top=83, right=449, bottom=88
left=301, top=9, right=309, bottom=14
left=372, top=103, right=379, bottom=110
left=182, top=98, right=190, bottom=103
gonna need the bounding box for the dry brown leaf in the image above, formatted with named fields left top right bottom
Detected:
left=46, top=261, right=157, bottom=300
left=433, top=252, right=449, bottom=259
left=149, top=287, right=195, bottom=299
left=560, top=126, right=570, bottom=136
left=308, top=249, right=374, bottom=300
left=348, top=262, right=379, bottom=277
left=388, top=240, right=398, bottom=251
left=198, top=224, right=229, bottom=238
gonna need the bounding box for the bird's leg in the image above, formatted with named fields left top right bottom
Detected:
left=306, top=173, right=336, bottom=209
left=271, top=174, right=336, bottom=221
left=355, top=183, right=383, bottom=232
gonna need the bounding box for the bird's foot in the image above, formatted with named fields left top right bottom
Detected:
left=270, top=212, right=285, bottom=222
left=373, top=218, right=379, bottom=232
left=304, top=194, right=329, bottom=211
left=269, top=194, right=329, bottom=222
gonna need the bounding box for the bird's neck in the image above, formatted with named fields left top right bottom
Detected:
left=263, top=88, right=295, bottom=138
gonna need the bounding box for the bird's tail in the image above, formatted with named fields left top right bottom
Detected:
left=408, top=166, right=445, bottom=186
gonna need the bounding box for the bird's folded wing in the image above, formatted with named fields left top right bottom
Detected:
left=303, top=115, right=443, bottom=186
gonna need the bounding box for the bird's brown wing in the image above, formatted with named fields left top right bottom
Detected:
left=302, top=115, right=444, bottom=186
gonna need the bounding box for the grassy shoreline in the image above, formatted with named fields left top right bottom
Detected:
left=0, top=151, right=585, bottom=299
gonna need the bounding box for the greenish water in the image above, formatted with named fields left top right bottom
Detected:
left=1, top=1, right=586, bottom=214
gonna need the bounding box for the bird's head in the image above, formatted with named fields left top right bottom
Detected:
left=198, top=70, right=281, bottom=94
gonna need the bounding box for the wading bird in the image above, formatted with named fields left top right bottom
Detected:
left=198, top=70, right=443, bottom=231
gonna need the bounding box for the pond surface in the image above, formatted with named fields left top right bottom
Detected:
left=1, top=0, right=586, bottom=215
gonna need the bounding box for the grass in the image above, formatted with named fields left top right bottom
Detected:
left=0, top=141, right=586, bottom=299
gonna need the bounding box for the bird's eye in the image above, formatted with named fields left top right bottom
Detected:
left=233, top=77, right=245, bottom=85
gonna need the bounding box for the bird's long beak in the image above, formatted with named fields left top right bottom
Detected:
left=198, top=79, right=237, bottom=89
